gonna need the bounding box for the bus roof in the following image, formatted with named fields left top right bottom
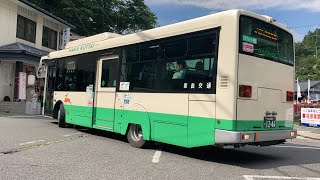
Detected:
left=44, top=9, right=292, bottom=60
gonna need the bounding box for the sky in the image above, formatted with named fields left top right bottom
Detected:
left=145, top=0, right=320, bottom=42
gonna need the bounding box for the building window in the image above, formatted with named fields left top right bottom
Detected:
left=42, top=26, right=58, bottom=50
left=16, top=15, right=36, bottom=43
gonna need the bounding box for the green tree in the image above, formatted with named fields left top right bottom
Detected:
left=27, top=0, right=157, bottom=36
left=295, top=28, right=320, bottom=80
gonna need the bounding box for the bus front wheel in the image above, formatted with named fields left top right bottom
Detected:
left=58, top=104, right=68, bottom=128
left=127, top=124, right=146, bottom=148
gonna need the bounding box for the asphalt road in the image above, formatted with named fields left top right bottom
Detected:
left=0, top=115, right=319, bottom=180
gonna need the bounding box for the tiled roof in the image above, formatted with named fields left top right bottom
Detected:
left=0, top=43, right=49, bottom=57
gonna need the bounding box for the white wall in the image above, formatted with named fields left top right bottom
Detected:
left=0, top=0, right=65, bottom=51
left=0, top=0, right=69, bottom=102
left=0, top=0, right=18, bottom=46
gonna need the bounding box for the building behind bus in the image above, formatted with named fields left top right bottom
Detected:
left=0, top=0, right=75, bottom=114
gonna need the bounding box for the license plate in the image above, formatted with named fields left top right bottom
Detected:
left=264, top=117, right=276, bottom=128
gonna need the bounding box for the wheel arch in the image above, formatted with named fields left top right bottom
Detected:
left=121, top=104, right=151, bottom=141
left=53, top=100, right=63, bottom=119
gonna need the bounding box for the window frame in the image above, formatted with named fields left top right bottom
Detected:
left=42, top=26, right=58, bottom=50
left=16, top=15, right=36, bottom=43
left=100, top=58, right=119, bottom=88
left=54, top=52, right=101, bottom=92
left=238, top=15, right=294, bottom=66
left=117, top=27, right=221, bottom=94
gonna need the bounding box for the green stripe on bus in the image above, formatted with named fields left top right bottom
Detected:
left=64, top=105, right=294, bottom=147
left=64, top=105, right=93, bottom=128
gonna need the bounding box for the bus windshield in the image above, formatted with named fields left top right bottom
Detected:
left=239, top=15, right=294, bottom=66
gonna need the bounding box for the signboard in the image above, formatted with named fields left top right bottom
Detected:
left=119, top=82, right=130, bottom=91
left=18, top=72, right=27, bottom=100
left=66, top=61, right=76, bottom=73
left=243, top=35, right=257, bottom=44
left=60, top=28, right=70, bottom=49
left=301, top=108, right=320, bottom=127
left=242, top=42, right=254, bottom=53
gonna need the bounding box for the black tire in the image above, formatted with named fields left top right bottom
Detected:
left=127, top=124, right=146, bottom=148
left=58, top=104, right=68, bottom=128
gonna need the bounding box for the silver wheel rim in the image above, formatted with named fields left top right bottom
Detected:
left=131, top=125, right=143, bottom=141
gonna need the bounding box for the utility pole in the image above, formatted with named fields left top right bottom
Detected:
left=316, top=34, right=318, bottom=59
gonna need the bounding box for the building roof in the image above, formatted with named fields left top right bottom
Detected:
left=17, top=0, right=75, bottom=28
left=0, top=43, right=49, bottom=57
left=295, top=80, right=320, bottom=92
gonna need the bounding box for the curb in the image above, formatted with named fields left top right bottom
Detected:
left=297, top=134, right=320, bottom=141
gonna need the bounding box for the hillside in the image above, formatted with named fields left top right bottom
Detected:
left=295, top=28, right=320, bottom=80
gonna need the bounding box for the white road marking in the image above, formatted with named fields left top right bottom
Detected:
left=296, top=136, right=318, bottom=142
left=43, top=115, right=53, bottom=118
left=152, top=150, right=162, bottom=163
left=298, top=131, right=311, bottom=133
left=243, top=175, right=320, bottom=180
left=274, top=145, right=320, bottom=150
left=297, top=136, right=307, bottom=139
left=19, top=140, right=45, bottom=146
left=0, top=115, right=44, bottom=118
left=63, top=132, right=82, bottom=137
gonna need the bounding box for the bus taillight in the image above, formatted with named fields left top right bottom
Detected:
left=239, top=85, right=252, bottom=98
left=287, top=91, right=293, bottom=101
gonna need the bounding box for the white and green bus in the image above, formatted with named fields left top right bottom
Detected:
left=38, top=9, right=297, bottom=148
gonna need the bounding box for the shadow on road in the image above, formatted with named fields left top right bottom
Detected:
left=7, top=116, right=53, bottom=120
left=52, top=125, right=320, bottom=170
left=77, top=128, right=128, bottom=143
left=159, top=143, right=320, bottom=170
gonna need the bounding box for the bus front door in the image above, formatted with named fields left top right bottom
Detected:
left=44, top=62, right=56, bottom=116
left=93, top=56, right=119, bottom=132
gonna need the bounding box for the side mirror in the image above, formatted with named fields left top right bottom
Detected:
left=36, top=63, right=46, bottom=78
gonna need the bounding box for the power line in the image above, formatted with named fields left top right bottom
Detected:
left=93, top=0, right=117, bottom=31
left=70, top=0, right=90, bottom=36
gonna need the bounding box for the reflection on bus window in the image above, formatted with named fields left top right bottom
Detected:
left=239, top=15, right=294, bottom=66
left=120, top=29, right=218, bottom=94
left=163, top=58, right=215, bottom=92
left=101, top=59, right=118, bottom=87
left=54, top=53, right=97, bottom=91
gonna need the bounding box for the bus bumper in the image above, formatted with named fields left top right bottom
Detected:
left=215, top=129, right=297, bottom=145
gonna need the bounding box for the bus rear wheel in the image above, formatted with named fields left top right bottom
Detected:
left=127, top=124, right=146, bottom=148
left=58, top=104, right=68, bottom=128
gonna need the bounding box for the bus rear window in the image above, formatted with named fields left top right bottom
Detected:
left=239, top=15, right=294, bottom=66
